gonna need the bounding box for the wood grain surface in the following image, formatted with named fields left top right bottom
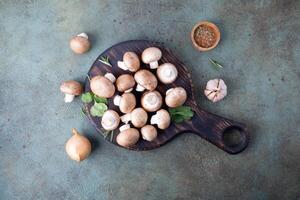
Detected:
left=84, top=40, right=249, bottom=154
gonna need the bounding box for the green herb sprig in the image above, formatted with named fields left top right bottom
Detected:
left=81, top=92, right=108, bottom=117
left=99, top=56, right=112, bottom=67
left=169, top=106, right=194, bottom=123
left=208, top=57, right=223, bottom=69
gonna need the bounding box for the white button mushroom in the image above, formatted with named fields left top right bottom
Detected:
left=117, top=52, right=140, bottom=72
left=204, top=79, right=227, bottom=103
left=113, top=93, right=136, bottom=114
left=101, top=110, right=120, bottom=131
left=165, top=87, right=187, bottom=108
left=157, top=63, right=178, bottom=84
left=134, top=69, right=158, bottom=92
left=121, top=108, right=148, bottom=128
left=60, top=80, right=83, bottom=103
left=115, top=74, right=135, bottom=93
left=150, top=109, right=171, bottom=130
left=141, top=125, right=157, bottom=142
left=142, top=47, right=162, bottom=69
left=90, top=75, right=116, bottom=98
left=69, top=33, right=91, bottom=54
left=116, top=127, right=140, bottom=147
left=141, top=90, right=163, bottom=112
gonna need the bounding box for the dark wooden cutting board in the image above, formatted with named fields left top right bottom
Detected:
left=84, top=40, right=249, bottom=154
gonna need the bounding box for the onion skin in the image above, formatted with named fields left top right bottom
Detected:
left=65, top=128, right=91, bottom=162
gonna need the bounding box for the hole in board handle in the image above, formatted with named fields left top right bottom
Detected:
left=222, top=126, right=246, bottom=148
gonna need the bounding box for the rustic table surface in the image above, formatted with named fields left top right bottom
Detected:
left=0, top=1, right=299, bottom=199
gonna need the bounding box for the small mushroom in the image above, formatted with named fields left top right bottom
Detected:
left=204, top=79, right=227, bottom=103
left=60, top=80, right=83, bottom=103
left=90, top=74, right=116, bottom=98
left=113, top=93, right=136, bottom=114
left=142, top=47, right=162, bottom=69
left=101, top=110, right=120, bottom=131
left=165, top=87, right=187, bottom=108
left=121, top=108, right=148, bottom=128
left=134, top=69, right=158, bottom=92
left=141, top=125, right=157, bottom=141
left=116, top=126, right=140, bottom=147
left=69, top=33, right=91, bottom=54
left=141, top=90, right=163, bottom=112
left=117, top=52, right=140, bottom=72
left=157, top=63, right=178, bottom=84
left=150, top=109, right=171, bottom=130
left=115, top=74, right=135, bottom=93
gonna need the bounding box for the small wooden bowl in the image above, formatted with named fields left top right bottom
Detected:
left=191, top=21, right=221, bottom=52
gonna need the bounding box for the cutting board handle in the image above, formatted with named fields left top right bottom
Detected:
left=182, top=106, right=249, bottom=154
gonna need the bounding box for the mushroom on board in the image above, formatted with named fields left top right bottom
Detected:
left=150, top=109, right=171, bottom=130
left=117, top=52, right=140, bottom=72
left=90, top=74, right=116, bottom=98
left=116, top=125, right=140, bottom=147
left=134, top=69, right=158, bottom=92
left=157, top=63, right=178, bottom=84
left=60, top=80, right=83, bottom=103
left=69, top=33, right=91, bottom=54
left=141, top=90, right=163, bottom=112
left=121, top=107, right=148, bottom=128
left=115, top=74, right=135, bottom=93
left=141, top=47, right=162, bottom=69
left=101, top=110, right=120, bottom=131
left=165, top=87, right=187, bottom=108
left=113, top=93, right=136, bottom=114
left=141, top=125, right=157, bottom=142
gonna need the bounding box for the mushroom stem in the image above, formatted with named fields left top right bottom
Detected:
left=117, top=61, right=128, bottom=70
left=113, top=95, right=122, bottom=106
left=77, top=33, right=88, bottom=39
left=150, top=115, right=158, bottom=125
left=64, top=94, right=75, bottom=103
left=104, top=73, right=116, bottom=83
left=121, top=113, right=131, bottom=124
left=119, top=124, right=130, bottom=132
left=166, top=88, right=173, bottom=95
left=149, top=61, right=159, bottom=69
left=124, top=88, right=133, bottom=93
left=136, top=84, right=145, bottom=92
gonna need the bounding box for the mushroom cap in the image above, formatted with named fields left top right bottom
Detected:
left=157, top=63, right=178, bottom=84
left=141, top=47, right=162, bottom=64
left=141, top=125, right=157, bottom=141
left=101, top=110, right=120, bottom=131
left=116, top=74, right=135, bottom=92
left=90, top=75, right=115, bottom=98
left=116, top=128, right=140, bottom=147
left=134, top=69, right=158, bottom=91
left=141, top=90, right=163, bottom=112
left=165, top=87, right=187, bottom=108
left=131, top=108, right=148, bottom=128
left=69, top=35, right=90, bottom=54
left=123, top=52, right=140, bottom=72
left=119, top=93, right=136, bottom=113
left=152, top=109, right=171, bottom=129
left=60, top=80, right=83, bottom=95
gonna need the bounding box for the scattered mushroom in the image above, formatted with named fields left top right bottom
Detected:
left=69, top=33, right=91, bottom=54
left=141, top=90, right=163, bottom=112
left=65, top=128, right=91, bottom=162
left=115, top=74, right=135, bottom=93
left=165, top=87, right=187, bottom=108
left=141, top=125, right=157, bottom=141
left=90, top=74, right=116, bottom=98
left=204, top=79, right=227, bottom=103
left=116, top=126, right=140, bottom=147
left=157, top=63, right=178, bottom=84
left=117, top=52, right=140, bottom=72
left=142, top=47, right=162, bottom=69
left=60, top=80, right=83, bottom=103
left=150, top=109, right=171, bottom=129
left=121, top=108, right=148, bottom=128
left=113, top=93, right=136, bottom=113
left=134, top=69, right=158, bottom=92
left=101, top=110, right=120, bottom=131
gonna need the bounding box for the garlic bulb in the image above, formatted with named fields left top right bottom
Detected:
left=204, top=79, right=227, bottom=103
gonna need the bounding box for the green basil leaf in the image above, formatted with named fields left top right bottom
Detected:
left=81, top=92, right=93, bottom=103
left=93, top=95, right=108, bottom=104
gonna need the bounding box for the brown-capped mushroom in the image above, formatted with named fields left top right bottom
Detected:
left=150, top=109, right=171, bottom=130
left=157, top=63, right=178, bottom=84
left=113, top=93, right=136, bottom=113
left=121, top=107, right=148, bottom=128
left=116, top=74, right=135, bottom=93
left=141, top=90, right=163, bottom=112
left=134, top=69, right=158, bottom=92
left=165, top=87, right=187, bottom=108
left=60, top=80, right=83, bottom=103
left=116, top=126, right=140, bottom=147
left=141, top=47, right=162, bottom=69
left=101, top=110, right=120, bottom=131
left=69, top=33, right=91, bottom=54
left=117, top=52, right=140, bottom=72
left=90, top=74, right=116, bottom=98
left=141, top=125, right=157, bottom=141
